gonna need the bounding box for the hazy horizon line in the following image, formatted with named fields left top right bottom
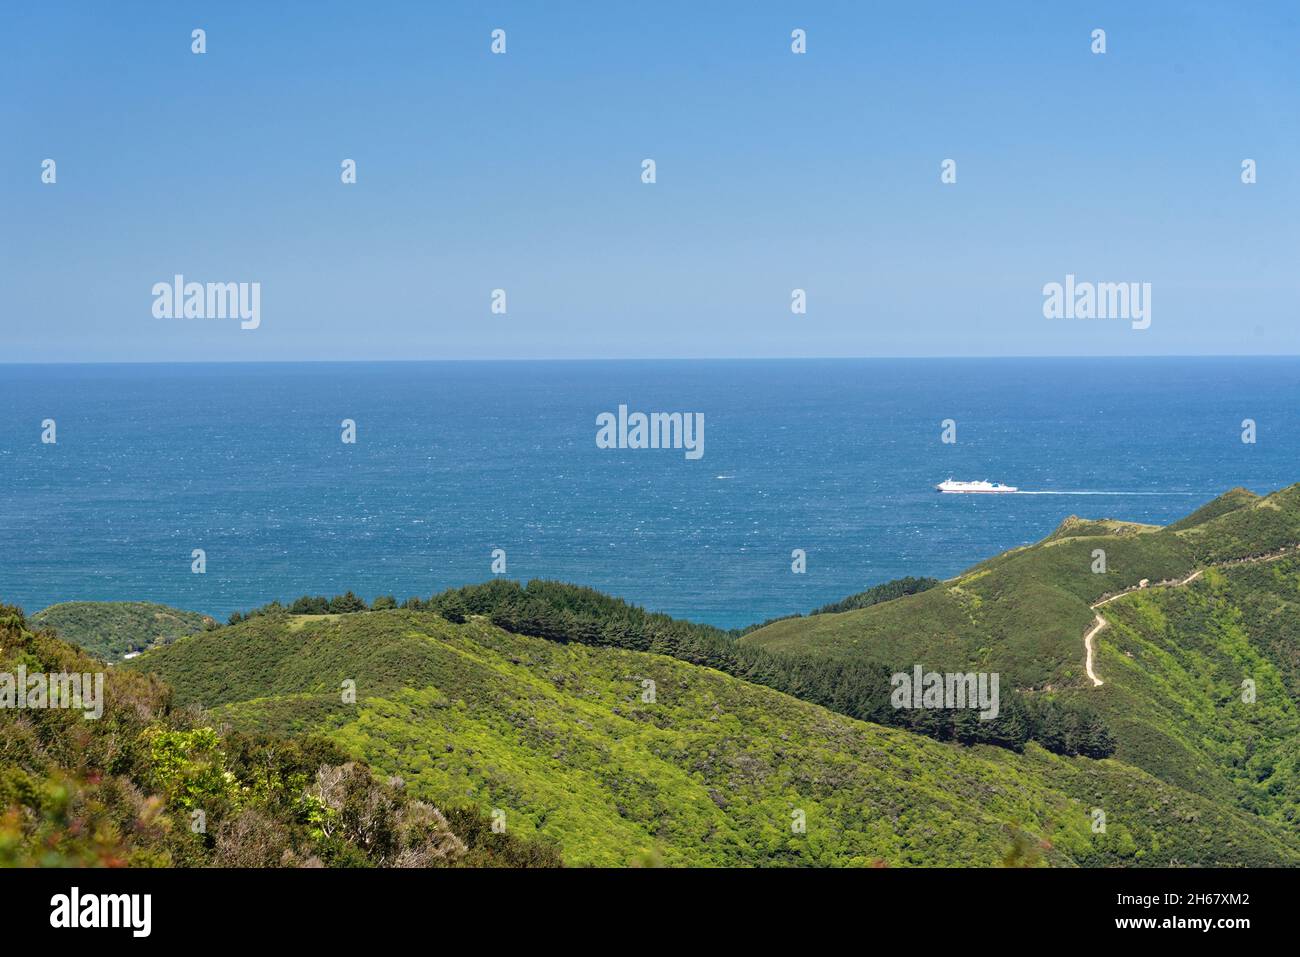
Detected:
left=5, top=353, right=1300, bottom=367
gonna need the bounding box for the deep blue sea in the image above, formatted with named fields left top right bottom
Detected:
left=1, top=358, right=1296, bottom=629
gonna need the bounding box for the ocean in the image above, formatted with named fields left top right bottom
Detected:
left=1, top=357, right=1296, bottom=629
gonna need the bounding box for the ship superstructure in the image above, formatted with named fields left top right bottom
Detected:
left=936, top=478, right=1018, bottom=494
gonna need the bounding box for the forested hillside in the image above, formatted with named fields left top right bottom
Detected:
left=14, top=485, right=1300, bottom=868
left=30, top=601, right=216, bottom=661
left=0, top=604, right=559, bottom=868
left=744, top=484, right=1300, bottom=830
left=125, top=606, right=1300, bottom=866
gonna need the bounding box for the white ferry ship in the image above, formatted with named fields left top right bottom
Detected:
left=936, top=478, right=1018, bottom=494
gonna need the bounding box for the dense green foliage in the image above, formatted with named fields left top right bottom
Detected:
left=29, top=601, right=216, bottom=661
left=124, top=607, right=1298, bottom=866
left=810, top=576, right=943, bottom=616
left=744, top=488, right=1300, bottom=679
left=744, top=483, right=1300, bottom=831
left=1165, top=487, right=1260, bottom=532
left=0, top=604, right=560, bottom=868
left=227, top=577, right=1109, bottom=757
left=737, top=576, right=941, bottom=634
left=1092, top=560, right=1300, bottom=826
left=228, top=590, right=382, bottom=624
left=421, top=578, right=1114, bottom=757
left=1176, top=485, right=1300, bottom=563
left=16, top=483, right=1300, bottom=868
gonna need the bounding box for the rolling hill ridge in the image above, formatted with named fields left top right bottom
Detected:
left=125, top=597, right=1299, bottom=865
left=17, top=484, right=1300, bottom=866
left=743, top=484, right=1300, bottom=829
left=30, top=601, right=216, bottom=661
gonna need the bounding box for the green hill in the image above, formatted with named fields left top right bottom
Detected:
left=742, top=483, right=1300, bottom=830
left=15, top=484, right=1300, bottom=867
left=30, top=601, right=216, bottom=661
left=0, top=603, right=559, bottom=868
left=124, top=606, right=1300, bottom=866
left=1088, top=559, right=1300, bottom=825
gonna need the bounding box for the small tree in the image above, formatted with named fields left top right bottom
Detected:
left=328, top=591, right=367, bottom=614
left=290, top=595, right=330, bottom=615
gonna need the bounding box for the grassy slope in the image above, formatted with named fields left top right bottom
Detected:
left=742, top=484, right=1300, bottom=828
left=1092, top=560, right=1300, bottom=825
left=740, top=518, right=1194, bottom=680
left=743, top=486, right=1300, bottom=665
left=30, top=601, right=215, bottom=660
left=1, top=606, right=559, bottom=867
left=125, top=609, right=1299, bottom=866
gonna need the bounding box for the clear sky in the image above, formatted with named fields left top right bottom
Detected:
left=2, top=1, right=1297, bottom=361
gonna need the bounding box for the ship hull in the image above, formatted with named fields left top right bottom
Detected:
left=935, top=479, right=1019, bottom=494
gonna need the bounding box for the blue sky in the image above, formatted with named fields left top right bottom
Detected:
left=2, top=1, right=1297, bottom=361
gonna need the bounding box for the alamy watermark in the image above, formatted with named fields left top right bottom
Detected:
left=596, top=405, right=704, bottom=460
left=1, top=666, right=104, bottom=720
left=1042, top=274, right=1150, bottom=330
left=890, top=665, right=999, bottom=720
left=50, top=887, right=150, bottom=937
left=152, top=274, right=261, bottom=330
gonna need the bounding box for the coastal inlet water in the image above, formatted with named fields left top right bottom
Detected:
left=1, top=358, right=1296, bottom=629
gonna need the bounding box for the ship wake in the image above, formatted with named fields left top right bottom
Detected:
left=1010, top=490, right=1202, bottom=496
